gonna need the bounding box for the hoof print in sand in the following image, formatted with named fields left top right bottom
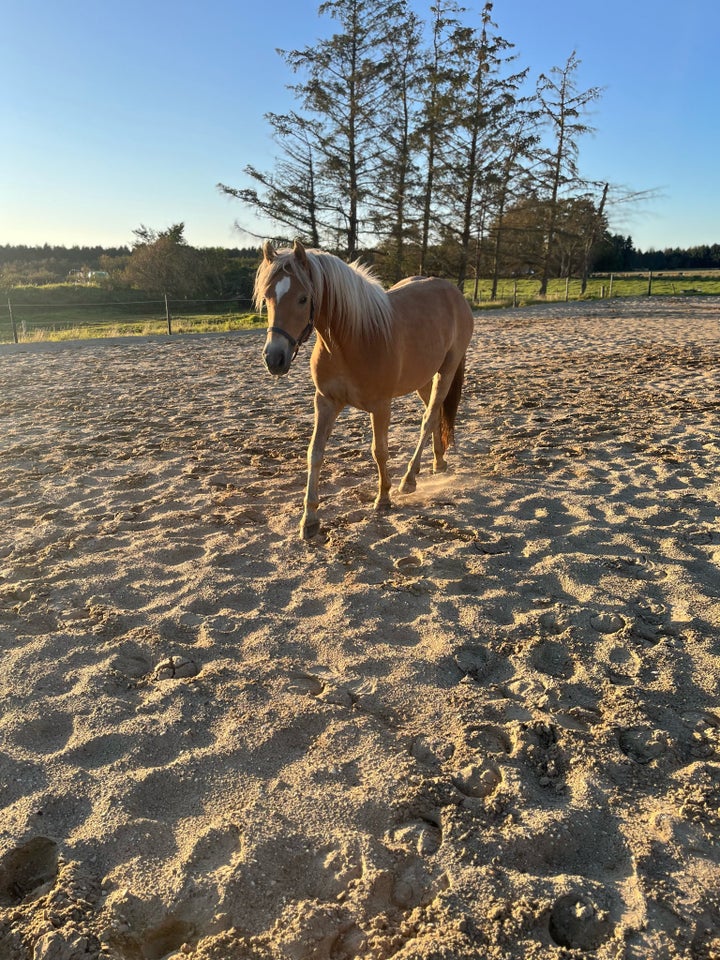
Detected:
left=152, top=656, right=200, bottom=681
left=590, top=612, right=625, bottom=634
left=618, top=726, right=668, bottom=764
left=454, top=644, right=494, bottom=683
left=387, top=820, right=442, bottom=857
left=529, top=639, right=574, bottom=679
left=391, top=862, right=447, bottom=910
left=288, top=667, right=354, bottom=707
left=548, top=892, right=613, bottom=951
left=464, top=723, right=513, bottom=757
left=452, top=761, right=502, bottom=799
left=288, top=667, right=378, bottom=711
left=394, top=554, right=424, bottom=572
left=518, top=722, right=566, bottom=788
left=409, top=734, right=455, bottom=766
left=140, top=917, right=196, bottom=960
left=0, top=836, right=59, bottom=906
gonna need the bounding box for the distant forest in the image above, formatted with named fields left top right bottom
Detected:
left=0, top=240, right=261, bottom=300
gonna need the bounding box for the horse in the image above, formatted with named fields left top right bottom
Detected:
left=255, top=239, right=474, bottom=539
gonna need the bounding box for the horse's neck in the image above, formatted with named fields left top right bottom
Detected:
left=313, top=307, right=335, bottom=352
left=312, top=266, right=392, bottom=351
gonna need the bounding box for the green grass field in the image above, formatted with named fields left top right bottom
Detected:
left=466, top=270, right=720, bottom=307
left=2, top=272, right=719, bottom=344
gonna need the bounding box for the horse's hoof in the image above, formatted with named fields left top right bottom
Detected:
left=300, top=517, right=321, bottom=540
left=433, top=460, right=448, bottom=474
left=398, top=476, right=416, bottom=494
left=374, top=498, right=392, bottom=513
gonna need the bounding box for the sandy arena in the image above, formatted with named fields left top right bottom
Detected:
left=1, top=297, right=719, bottom=959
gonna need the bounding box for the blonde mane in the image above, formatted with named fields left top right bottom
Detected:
left=254, top=248, right=393, bottom=344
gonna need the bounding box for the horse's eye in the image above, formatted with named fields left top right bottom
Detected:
left=299, top=295, right=308, bottom=305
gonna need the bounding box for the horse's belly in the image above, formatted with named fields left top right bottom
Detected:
left=393, top=355, right=443, bottom=396
left=312, top=348, right=400, bottom=410
left=392, top=332, right=457, bottom=395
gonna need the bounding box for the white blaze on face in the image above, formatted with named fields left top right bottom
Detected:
left=273, top=276, right=291, bottom=303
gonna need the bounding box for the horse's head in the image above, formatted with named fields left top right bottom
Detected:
left=258, top=240, right=315, bottom=376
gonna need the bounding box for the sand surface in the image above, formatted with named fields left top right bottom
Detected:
left=1, top=297, right=719, bottom=960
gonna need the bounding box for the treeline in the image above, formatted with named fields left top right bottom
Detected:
left=0, top=233, right=260, bottom=300
left=631, top=243, right=720, bottom=272
left=3, top=232, right=719, bottom=301
left=0, top=244, right=130, bottom=288
left=591, top=235, right=720, bottom=273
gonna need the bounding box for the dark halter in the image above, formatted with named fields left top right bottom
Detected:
left=267, top=300, right=315, bottom=361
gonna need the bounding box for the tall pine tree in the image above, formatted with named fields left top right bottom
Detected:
left=280, top=0, right=408, bottom=258
left=534, top=52, right=603, bottom=295
left=443, top=3, right=528, bottom=288
left=367, top=7, right=424, bottom=282
left=218, top=112, right=326, bottom=246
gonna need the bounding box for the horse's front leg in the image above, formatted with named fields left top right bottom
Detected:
left=370, top=403, right=392, bottom=512
left=301, top=391, right=342, bottom=539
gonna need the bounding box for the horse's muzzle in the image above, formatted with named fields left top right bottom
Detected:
left=263, top=341, right=292, bottom=376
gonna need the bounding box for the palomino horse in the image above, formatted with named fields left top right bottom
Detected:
left=255, top=240, right=474, bottom=539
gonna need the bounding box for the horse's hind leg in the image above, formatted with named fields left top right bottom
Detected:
left=417, top=381, right=447, bottom=474
left=399, top=360, right=458, bottom=494
left=301, top=391, right=343, bottom=539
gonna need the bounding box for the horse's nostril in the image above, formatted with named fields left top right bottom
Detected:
left=264, top=351, right=288, bottom=376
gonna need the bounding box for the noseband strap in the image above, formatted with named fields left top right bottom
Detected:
left=267, top=301, right=315, bottom=361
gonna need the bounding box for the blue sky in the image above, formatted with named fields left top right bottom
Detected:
left=2, top=0, right=718, bottom=253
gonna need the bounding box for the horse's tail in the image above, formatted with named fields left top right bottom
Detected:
left=440, top=355, right=466, bottom=451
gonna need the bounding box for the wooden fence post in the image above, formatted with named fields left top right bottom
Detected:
left=647, top=270, right=653, bottom=296
left=7, top=297, right=18, bottom=343
left=165, top=294, right=172, bottom=335
left=609, top=273, right=614, bottom=298
left=565, top=275, right=570, bottom=302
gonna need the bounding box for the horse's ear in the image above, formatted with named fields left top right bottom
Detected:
left=262, top=240, right=276, bottom=263
left=293, top=239, right=309, bottom=270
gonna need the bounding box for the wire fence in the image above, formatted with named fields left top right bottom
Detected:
left=2, top=271, right=718, bottom=345
left=2, top=294, right=261, bottom=344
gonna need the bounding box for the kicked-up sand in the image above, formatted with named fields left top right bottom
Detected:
left=0, top=297, right=718, bottom=960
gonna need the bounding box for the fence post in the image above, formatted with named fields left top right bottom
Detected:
left=565, top=275, right=570, bottom=302
left=513, top=278, right=518, bottom=307
left=609, top=273, right=614, bottom=298
left=647, top=270, right=653, bottom=296
left=7, top=297, right=18, bottom=343
left=165, top=294, right=172, bottom=335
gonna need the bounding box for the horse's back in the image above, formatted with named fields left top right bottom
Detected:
left=384, top=276, right=473, bottom=395
left=388, top=275, right=427, bottom=289
left=388, top=276, right=473, bottom=346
